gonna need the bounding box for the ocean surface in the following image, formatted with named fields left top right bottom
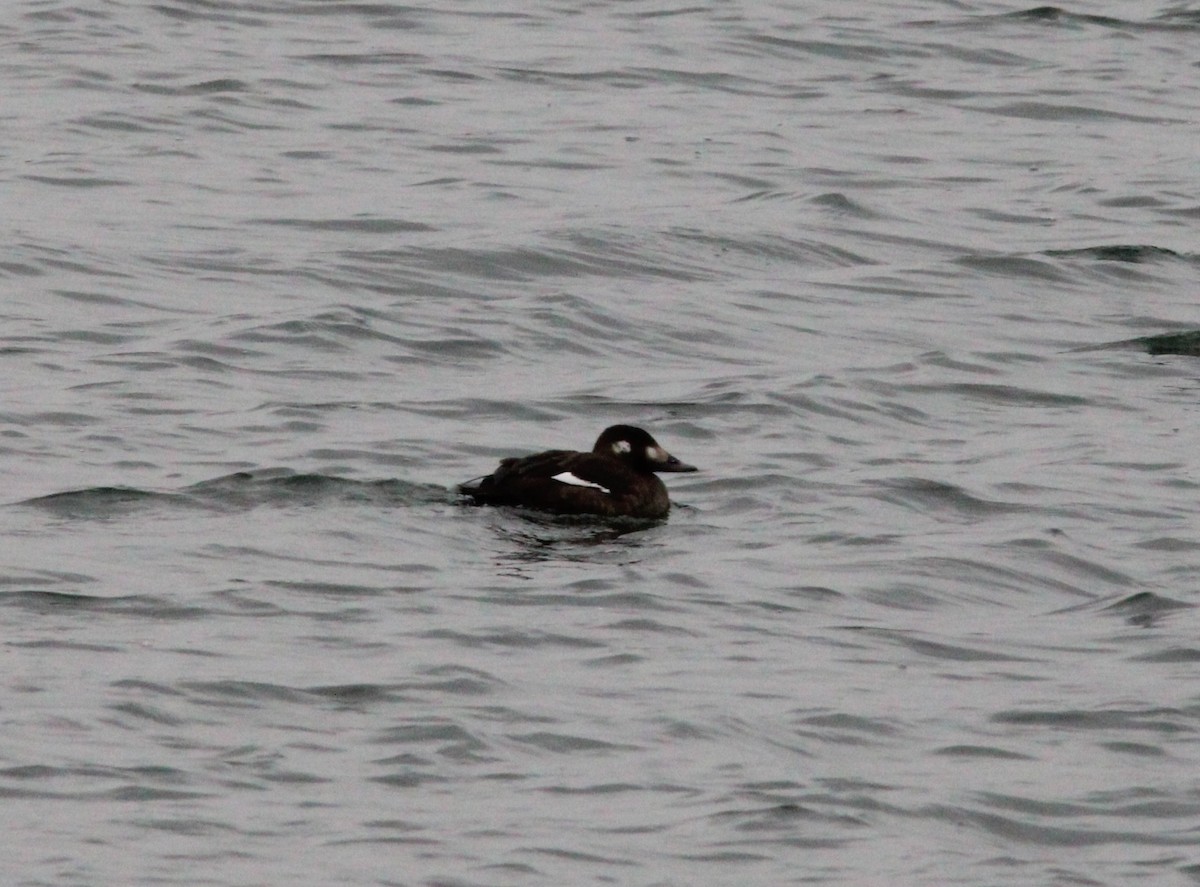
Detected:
left=4, top=1, right=1200, bottom=884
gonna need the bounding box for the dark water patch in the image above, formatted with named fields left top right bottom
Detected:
left=109, top=701, right=185, bottom=727
left=1003, top=7, right=1135, bottom=29
left=179, top=680, right=314, bottom=707
left=1099, top=195, right=1169, bottom=209
left=147, top=1, right=267, bottom=25
left=495, top=65, right=655, bottom=91
left=134, top=817, right=245, bottom=837
left=4, top=409, right=99, bottom=428
left=1136, top=331, right=1200, bottom=358
left=381, top=334, right=508, bottom=363
left=526, top=846, right=640, bottom=867
left=1134, top=537, right=1200, bottom=553
left=871, top=79, right=978, bottom=102
left=374, top=721, right=485, bottom=753
left=808, top=191, right=880, bottom=219
left=992, top=707, right=1193, bottom=734
left=296, top=50, right=428, bottom=68
left=0, top=784, right=209, bottom=802
left=50, top=326, right=140, bottom=346
left=251, top=216, right=436, bottom=234
left=796, top=713, right=901, bottom=743
left=969, top=101, right=1182, bottom=125
left=371, top=772, right=454, bottom=790
left=411, top=670, right=499, bottom=697
left=598, top=617, right=691, bottom=635
left=0, top=569, right=97, bottom=591
left=1044, top=245, right=1186, bottom=263
left=308, top=670, right=500, bottom=706
left=112, top=679, right=185, bottom=697
left=993, top=6, right=1200, bottom=32
left=1099, top=742, right=1167, bottom=757
left=12, top=639, right=121, bottom=653
left=970, top=207, right=1054, bottom=226
left=437, top=139, right=518, bottom=157
left=804, top=531, right=903, bottom=548
left=585, top=653, right=644, bottom=668
left=21, top=174, right=132, bottom=188
left=509, top=731, right=639, bottom=755
left=17, top=485, right=186, bottom=516
left=300, top=683, right=424, bottom=710
left=1101, top=591, right=1192, bottom=628
left=173, top=337, right=270, bottom=360
left=0, top=260, right=43, bottom=278
left=1132, top=648, right=1200, bottom=664
left=134, top=78, right=249, bottom=96
left=1157, top=10, right=1200, bottom=27
left=0, top=763, right=191, bottom=784
left=419, top=628, right=604, bottom=650
left=1040, top=245, right=1194, bottom=285
left=0, top=591, right=110, bottom=614
left=1069, top=330, right=1200, bottom=357
left=954, top=254, right=1072, bottom=282
left=482, top=590, right=673, bottom=611
left=70, top=111, right=188, bottom=134
left=934, top=745, right=1033, bottom=760
left=786, top=585, right=844, bottom=603
left=540, top=782, right=645, bottom=795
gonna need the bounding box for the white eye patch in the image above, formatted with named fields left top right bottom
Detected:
left=551, top=472, right=610, bottom=494
left=611, top=440, right=631, bottom=455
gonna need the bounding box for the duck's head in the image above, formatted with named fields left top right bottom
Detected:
left=593, top=425, right=698, bottom=473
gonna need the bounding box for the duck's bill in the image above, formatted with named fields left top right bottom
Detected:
left=659, top=456, right=698, bottom=472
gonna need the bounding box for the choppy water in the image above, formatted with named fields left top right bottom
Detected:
left=5, top=1, right=1200, bottom=884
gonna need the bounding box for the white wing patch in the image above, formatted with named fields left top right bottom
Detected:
left=551, top=471, right=610, bottom=494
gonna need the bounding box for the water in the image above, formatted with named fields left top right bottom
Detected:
left=4, top=1, right=1200, bottom=884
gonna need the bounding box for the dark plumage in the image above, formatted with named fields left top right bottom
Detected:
left=458, top=425, right=697, bottom=519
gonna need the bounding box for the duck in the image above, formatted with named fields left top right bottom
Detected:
left=458, top=425, right=697, bottom=519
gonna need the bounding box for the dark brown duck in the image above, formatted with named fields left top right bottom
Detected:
left=458, top=425, right=697, bottom=519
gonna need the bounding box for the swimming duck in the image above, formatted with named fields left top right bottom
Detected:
left=458, top=425, right=697, bottom=519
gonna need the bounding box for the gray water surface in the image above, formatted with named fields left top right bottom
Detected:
left=4, top=2, right=1200, bottom=885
